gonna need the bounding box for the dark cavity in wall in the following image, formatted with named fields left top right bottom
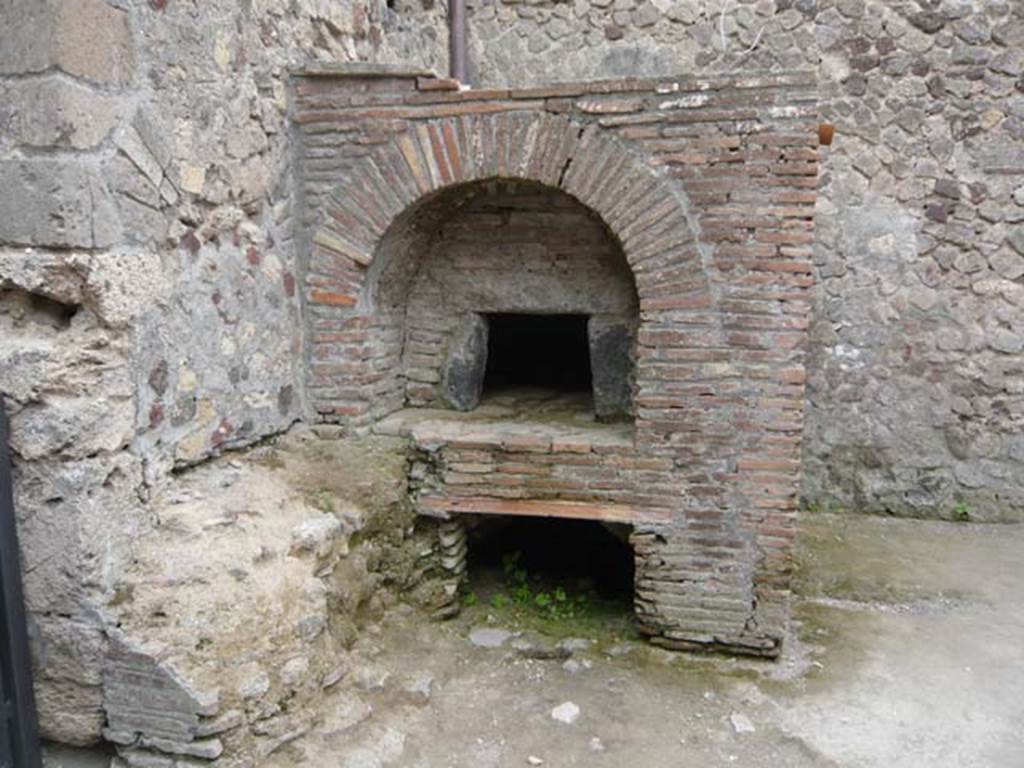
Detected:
left=483, top=313, right=592, bottom=395
left=0, top=288, right=78, bottom=330
left=465, top=516, right=635, bottom=618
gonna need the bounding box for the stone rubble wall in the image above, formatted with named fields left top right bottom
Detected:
left=0, top=0, right=447, bottom=748
left=0, top=0, right=1022, bottom=755
left=453, top=0, right=1024, bottom=520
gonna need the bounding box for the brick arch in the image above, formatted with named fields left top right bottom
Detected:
left=305, top=110, right=719, bottom=426
left=309, top=111, right=714, bottom=314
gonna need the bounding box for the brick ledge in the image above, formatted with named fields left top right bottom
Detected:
left=417, top=495, right=672, bottom=524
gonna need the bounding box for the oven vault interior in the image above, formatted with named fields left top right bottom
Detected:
left=375, top=179, right=639, bottom=423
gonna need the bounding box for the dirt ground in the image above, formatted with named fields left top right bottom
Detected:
left=45, top=513, right=1024, bottom=768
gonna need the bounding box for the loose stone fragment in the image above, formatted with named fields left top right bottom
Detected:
left=550, top=701, right=581, bottom=724
left=730, top=712, right=756, bottom=734
left=469, top=627, right=513, bottom=648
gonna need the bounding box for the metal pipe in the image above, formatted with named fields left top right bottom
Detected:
left=449, top=0, right=468, bottom=85
left=0, top=400, right=43, bottom=768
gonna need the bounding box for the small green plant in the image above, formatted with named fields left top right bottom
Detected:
left=953, top=500, right=970, bottom=522
left=512, top=582, right=532, bottom=605
left=463, top=591, right=479, bottom=607
left=490, top=549, right=597, bottom=623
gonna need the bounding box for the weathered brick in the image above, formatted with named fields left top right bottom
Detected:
left=289, top=72, right=821, bottom=662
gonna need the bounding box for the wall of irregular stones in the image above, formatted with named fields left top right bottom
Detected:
left=451, top=0, right=1024, bottom=521
left=0, top=0, right=1022, bottom=750
left=0, top=0, right=447, bottom=746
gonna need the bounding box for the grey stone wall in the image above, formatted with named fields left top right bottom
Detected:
left=0, top=0, right=447, bottom=746
left=449, top=0, right=1024, bottom=521
left=1, top=0, right=1022, bottom=751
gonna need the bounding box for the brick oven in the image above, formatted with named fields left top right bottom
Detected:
left=294, top=67, right=819, bottom=656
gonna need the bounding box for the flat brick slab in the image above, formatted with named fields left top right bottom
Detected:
left=373, top=404, right=634, bottom=453
left=418, top=496, right=671, bottom=524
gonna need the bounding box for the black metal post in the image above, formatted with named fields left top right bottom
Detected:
left=0, top=400, right=42, bottom=768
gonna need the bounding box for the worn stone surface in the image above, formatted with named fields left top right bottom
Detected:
left=53, top=0, right=135, bottom=86
left=0, top=0, right=55, bottom=75
left=441, top=312, right=490, bottom=411
left=0, top=160, right=122, bottom=249
left=0, top=78, right=124, bottom=151
left=588, top=319, right=634, bottom=421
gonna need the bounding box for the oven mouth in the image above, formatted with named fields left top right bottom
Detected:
left=482, top=312, right=593, bottom=397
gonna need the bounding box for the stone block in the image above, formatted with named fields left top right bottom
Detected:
left=13, top=453, right=144, bottom=615
left=103, top=636, right=219, bottom=743
left=588, top=316, right=634, bottom=421
left=992, top=21, right=1024, bottom=48
left=30, top=614, right=108, bottom=746
left=10, top=390, right=135, bottom=461
left=0, top=0, right=134, bottom=85
left=0, top=77, right=123, bottom=150
left=0, top=159, right=122, bottom=248
left=0, top=249, right=88, bottom=307
left=0, top=0, right=54, bottom=75
left=442, top=313, right=489, bottom=411
left=290, top=514, right=344, bottom=558
left=989, top=249, right=1024, bottom=281
left=54, top=0, right=135, bottom=86
left=1007, top=229, right=1024, bottom=256
left=114, top=120, right=177, bottom=205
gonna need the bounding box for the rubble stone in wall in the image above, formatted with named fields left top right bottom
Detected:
left=442, top=0, right=1024, bottom=520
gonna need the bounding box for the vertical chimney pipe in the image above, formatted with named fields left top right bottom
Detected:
left=449, top=0, right=468, bottom=85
